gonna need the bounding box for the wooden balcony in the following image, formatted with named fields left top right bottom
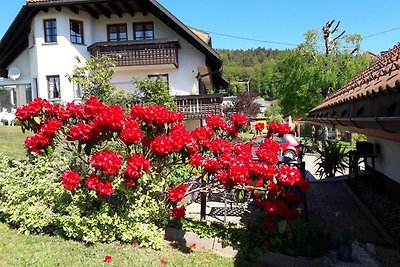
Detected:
left=175, top=94, right=223, bottom=120
left=88, top=39, right=179, bottom=68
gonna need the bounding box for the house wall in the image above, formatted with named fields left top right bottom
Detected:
left=30, top=9, right=93, bottom=101
left=3, top=8, right=206, bottom=104
left=367, top=136, right=400, bottom=184
left=0, top=49, right=32, bottom=110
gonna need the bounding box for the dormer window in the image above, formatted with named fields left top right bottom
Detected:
left=107, top=24, right=127, bottom=41
left=70, top=20, right=84, bottom=44
left=44, top=19, right=57, bottom=43
left=134, top=22, right=154, bottom=40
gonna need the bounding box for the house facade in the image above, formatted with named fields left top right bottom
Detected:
left=0, top=0, right=227, bottom=126
left=307, top=44, right=400, bottom=195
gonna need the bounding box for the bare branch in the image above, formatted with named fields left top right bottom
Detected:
left=333, top=30, right=346, bottom=42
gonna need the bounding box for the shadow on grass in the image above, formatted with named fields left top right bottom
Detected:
left=168, top=241, right=193, bottom=254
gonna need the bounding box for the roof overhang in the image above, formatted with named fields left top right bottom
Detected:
left=307, top=89, right=400, bottom=142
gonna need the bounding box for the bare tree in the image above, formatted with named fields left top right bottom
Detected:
left=322, top=20, right=345, bottom=55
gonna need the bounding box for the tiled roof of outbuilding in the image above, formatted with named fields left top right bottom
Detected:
left=311, top=43, right=400, bottom=112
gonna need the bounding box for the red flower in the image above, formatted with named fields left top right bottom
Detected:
left=259, top=139, right=280, bottom=154
left=263, top=218, right=277, bottom=229
left=190, top=243, right=197, bottom=249
left=231, top=113, right=248, bottom=128
left=167, top=184, right=187, bottom=203
left=150, top=135, right=173, bottom=156
left=104, top=255, right=112, bottom=263
left=171, top=206, right=186, bottom=219
left=85, top=174, right=102, bottom=190
left=255, top=122, right=265, bottom=132
left=189, top=154, right=204, bottom=167
left=160, top=259, right=168, bottom=265
left=67, top=122, right=94, bottom=142
left=264, top=200, right=289, bottom=217
left=205, top=114, right=226, bottom=129
left=89, top=150, right=123, bottom=176
left=203, top=158, right=222, bottom=174
left=61, top=171, right=81, bottom=191
left=83, top=96, right=106, bottom=119
left=24, top=132, right=51, bottom=154
left=206, top=138, right=231, bottom=154
left=39, top=118, right=63, bottom=137
left=120, top=120, right=143, bottom=145
left=276, top=165, right=302, bottom=187
left=256, top=148, right=278, bottom=165
left=228, top=162, right=249, bottom=184
left=96, top=181, right=115, bottom=196
left=268, top=121, right=291, bottom=136
left=131, top=242, right=138, bottom=248
left=124, top=154, right=151, bottom=182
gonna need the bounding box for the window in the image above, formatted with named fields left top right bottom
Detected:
left=47, top=76, right=60, bottom=99
left=44, top=19, right=57, bottom=43
left=134, top=22, right=154, bottom=40
left=148, top=74, right=168, bottom=83
left=70, top=20, right=84, bottom=44
left=73, top=80, right=82, bottom=99
left=107, top=24, right=127, bottom=41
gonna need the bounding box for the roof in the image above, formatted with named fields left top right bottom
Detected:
left=189, top=28, right=211, bottom=45
left=307, top=43, right=400, bottom=142
left=311, top=43, right=400, bottom=113
left=0, top=0, right=226, bottom=88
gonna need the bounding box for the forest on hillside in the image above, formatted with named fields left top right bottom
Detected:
left=215, top=26, right=373, bottom=118
left=216, top=47, right=287, bottom=100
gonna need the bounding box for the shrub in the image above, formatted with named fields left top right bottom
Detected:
left=314, top=140, right=348, bottom=178
left=11, top=97, right=309, bottom=253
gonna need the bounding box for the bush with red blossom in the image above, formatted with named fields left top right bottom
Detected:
left=15, top=96, right=309, bottom=249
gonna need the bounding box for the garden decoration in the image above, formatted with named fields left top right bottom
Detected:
left=14, top=97, right=309, bottom=250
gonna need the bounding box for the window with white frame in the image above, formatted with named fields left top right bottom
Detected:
left=47, top=75, right=60, bottom=99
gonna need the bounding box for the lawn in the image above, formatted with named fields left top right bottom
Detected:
left=0, top=126, right=31, bottom=159
left=0, top=126, right=249, bottom=267
left=0, top=223, right=245, bottom=267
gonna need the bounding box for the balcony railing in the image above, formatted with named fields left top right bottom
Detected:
left=175, top=94, right=223, bottom=120
left=88, top=39, right=179, bottom=68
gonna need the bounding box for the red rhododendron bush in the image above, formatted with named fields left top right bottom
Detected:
left=13, top=96, right=309, bottom=249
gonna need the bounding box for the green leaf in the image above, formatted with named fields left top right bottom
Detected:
left=33, top=117, right=41, bottom=124
left=277, top=220, right=287, bottom=234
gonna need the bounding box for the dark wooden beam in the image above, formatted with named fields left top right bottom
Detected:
left=68, top=6, right=79, bottom=14
left=0, top=69, right=8, bottom=78
left=42, top=7, right=49, bottom=13
left=83, top=4, right=99, bottom=19
left=136, top=0, right=148, bottom=16
left=121, top=1, right=135, bottom=17
left=94, top=3, right=110, bottom=18
left=108, top=2, right=122, bottom=17
left=55, top=6, right=62, bottom=12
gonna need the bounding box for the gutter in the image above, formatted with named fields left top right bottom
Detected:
left=306, top=116, right=400, bottom=133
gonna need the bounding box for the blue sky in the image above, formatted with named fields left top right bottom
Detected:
left=1, top=0, right=399, bottom=54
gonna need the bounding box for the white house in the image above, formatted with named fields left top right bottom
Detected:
left=307, top=44, right=400, bottom=198
left=0, top=0, right=227, bottom=127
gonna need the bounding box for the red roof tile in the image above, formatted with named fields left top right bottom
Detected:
left=311, top=43, right=400, bottom=112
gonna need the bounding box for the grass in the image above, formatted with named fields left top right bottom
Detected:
left=0, top=223, right=245, bottom=267
left=0, top=127, right=248, bottom=266
left=0, top=126, right=31, bottom=159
